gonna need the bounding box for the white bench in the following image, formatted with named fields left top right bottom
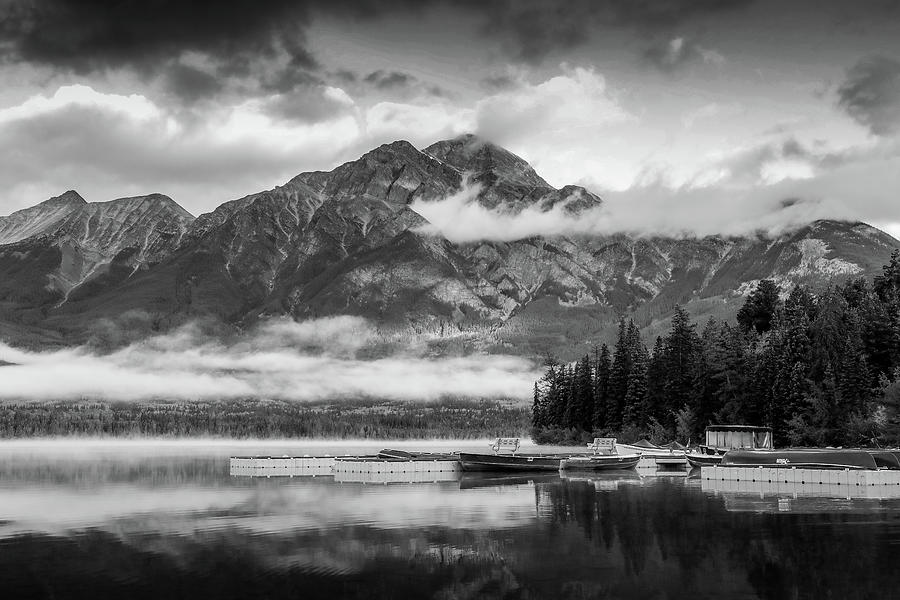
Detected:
left=489, top=437, right=520, bottom=455
left=587, top=437, right=617, bottom=455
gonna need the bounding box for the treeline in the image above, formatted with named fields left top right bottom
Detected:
left=0, top=398, right=530, bottom=439
left=533, top=251, right=900, bottom=447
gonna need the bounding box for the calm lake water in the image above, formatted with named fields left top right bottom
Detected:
left=1, top=440, right=900, bottom=600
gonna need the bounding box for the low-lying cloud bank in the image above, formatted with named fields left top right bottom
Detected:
left=0, top=317, right=540, bottom=402
left=411, top=141, right=900, bottom=241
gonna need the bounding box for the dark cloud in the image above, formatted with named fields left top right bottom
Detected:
left=0, top=0, right=758, bottom=77
left=332, top=69, right=358, bottom=84
left=475, top=0, right=753, bottom=64
left=262, top=87, right=354, bottom=124
left=0, top=0, right=425, bottom=92
left=364, top=70, right=416, bottom=90
left=642, top=36, right=723, bottom=72
left=1, top=0, right=316, bottom=73
left=837, top=55, right=900, bottom=136
left=260, top=68, right=323, bottom=94
left=479, top=74, right=518, bottom=91
left=163, top=64, right=223, bottom=102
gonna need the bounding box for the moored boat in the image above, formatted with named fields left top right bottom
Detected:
left=458, top=452, right=567, bottom=471
left=686, top=453, right=723, bottom=468
left=721, top=448, right=880, bottom=470
left=688, top=425, right=773, bottom=469
left=561, top=453, right=641, bottom=471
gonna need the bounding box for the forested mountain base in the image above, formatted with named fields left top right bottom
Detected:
left=533, top=251, right=900, bottom=448
left=0, top=398, right=530, bottom=439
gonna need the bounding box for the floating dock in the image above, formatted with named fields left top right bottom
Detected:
left=230, top=453, right=461, bottom=478
left=230, top=455, right=343, bottom=477
left=332, top=456, right=460, bottom=476
left=702, top=476, right=900, bottom=500
left=700, top=465, right=900, bottom=487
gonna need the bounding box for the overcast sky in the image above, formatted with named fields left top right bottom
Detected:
left=1, top=0, right=899, bottom=238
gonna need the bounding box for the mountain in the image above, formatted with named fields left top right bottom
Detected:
left=0, top=194, right=193, bottom=332
left=0, top=134, right=897, bottom=356
left=0, top=190, right=87, bottom=245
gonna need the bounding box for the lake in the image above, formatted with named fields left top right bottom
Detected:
left=1, top=440, right=900, bottom=600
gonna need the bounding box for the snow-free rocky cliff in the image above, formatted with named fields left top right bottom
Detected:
left=0, top=134, right=896, bottom=356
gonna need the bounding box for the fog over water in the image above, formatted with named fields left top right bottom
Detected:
left=0, top=317, right=540, bottom=402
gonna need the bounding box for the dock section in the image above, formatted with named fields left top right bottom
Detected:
left=230, top=455, right=341, bottom=477
left=701, top=465, right=900, bottom=487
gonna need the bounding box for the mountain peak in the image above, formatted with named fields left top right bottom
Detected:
left=47, top=190, right=87, bottom=207
left=423, top=134, right=553, bottom=209
left=424, top=134, right=550, bottom=186
left=0, top=190, right=87, bottom=245
left=91, top=193, right=195, bottom=220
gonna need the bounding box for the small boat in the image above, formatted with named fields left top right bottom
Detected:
left=458, top=452, right=567, bottom=471
left=721, top=449, right=880, bottom=470
left=376, top=449, right=458, bottom=461
left=655, top=455, right=688, bottom=468
left=686, top=453, right=724, bottom=468
left=688, top=425, right=774, bottom=469
left=561, top=453, right=641, bottom=471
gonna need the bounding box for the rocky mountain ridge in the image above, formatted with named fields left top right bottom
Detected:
left=0, top=134, right=896, bottom=356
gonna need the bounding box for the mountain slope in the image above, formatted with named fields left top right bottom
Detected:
left=0, top=194, right=194, bottom=316
left=0, top=134, right=897, bottom=356
left=0, top=190, right=86, bottom=244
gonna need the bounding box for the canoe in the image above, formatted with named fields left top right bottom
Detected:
left=721, top=449, right=880, bottom=470
left=687, top=453, right=723, bottom=468
left=561, top=453, right=641, bottom=471
left=458, top=452, right=565, bottom=471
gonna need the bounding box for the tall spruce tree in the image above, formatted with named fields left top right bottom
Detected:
left=607, top=318, right=632, bottom=430
left=737, top=279, right=781, bottom=334
left=662, top=306, right=701, bottom=427
left=593, top=344, right=611, bottom=430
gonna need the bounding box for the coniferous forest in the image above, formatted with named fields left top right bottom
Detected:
left=532, top=251, right=900, bottom=448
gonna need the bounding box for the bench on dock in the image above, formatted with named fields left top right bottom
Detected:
left=587, top=437, right=617, bottom=455
left=490, top=437, right=520, bottom=455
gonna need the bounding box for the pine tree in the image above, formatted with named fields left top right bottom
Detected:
left=607, top=318, right=632, bottom=430
left=645, top=336, right=667, bottom=423
left=532, top=382, right=544, bottom=428
left=623, top=343, right=649, bottom=429
left=737, top=279, right=781, bottom=334
left=592, top=344, right=611, bottom=430
left=662, top=306, right=701, bottom=425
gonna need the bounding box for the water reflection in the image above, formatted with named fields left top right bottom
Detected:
left=0, top=443, right=899, bottom=599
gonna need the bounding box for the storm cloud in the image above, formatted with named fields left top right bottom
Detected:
left=837, top=55, right=900, bottom=136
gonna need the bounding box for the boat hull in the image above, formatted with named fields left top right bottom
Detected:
left=458, top=453, right=564, bottom=472
left=687, top=453, right=723, bottom=469
left=561, top=454, right=641, bottom=471
left=721, top=449, right=880, bottom=470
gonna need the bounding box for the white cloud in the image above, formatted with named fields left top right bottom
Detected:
left=411, top=137, right=900, bottom=240
left=0, top=84, right=363, bottom=214
left=0, top=317, right=540, bottom=402
left=0, top=84, right=162, bottom=124
left=412, top=179, right=614, bottom=242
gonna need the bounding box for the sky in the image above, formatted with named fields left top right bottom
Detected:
left=1, top=0, right=900, bottom=238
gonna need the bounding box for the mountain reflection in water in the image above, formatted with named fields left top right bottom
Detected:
left=1, top=444, right=899, bottom=599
